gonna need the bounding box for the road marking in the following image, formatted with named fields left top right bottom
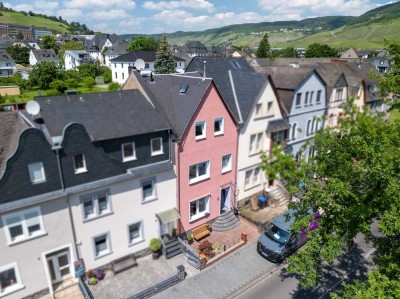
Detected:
left=317, top=247, right=376, bottom=299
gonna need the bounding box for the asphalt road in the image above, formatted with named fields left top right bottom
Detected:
left=231, top=227, right=377, bottom=299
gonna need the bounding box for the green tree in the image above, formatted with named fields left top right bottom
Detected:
left=128, top=36, right=159, bottom=52
left=41, top=35, right=58, bottom=54
left=50, top=79, right=67, bottom=94
left=6, top=44, right=29, bottom=65
left=305, top=43, right=339, bottom=58
left=82, top=76, right=95, bottom=89
left=108, top=82, right=121, bottom=91
left=261, top=102, right=400, bottom=293
left=59, top=40, right=85, bottom=66
left=272, top=47, right=299, bottom=58
left=100, top=66, right=111, bottom=83
left=65, top=78, right=79, bottom=88
left=154, top=33, right=175, bottom=74
left=77, top=63, right=101, bottom=79
left=256, top=34, right=272, bottom=59
left=16, top=32, right=24, bottom=40
left=29, top=61, right=60, bottom=89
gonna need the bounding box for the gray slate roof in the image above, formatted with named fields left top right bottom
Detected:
left=0, top=112, right=28, bottom=176
left=110, top=51, right=185, bottom=63
left=34, top=90, right=171, bottom=141
left=0, top=49, right=14, bottom=62
left=185, top=56, right=267, bottom=123
left=31, top=49, right=58, bottom=62
left=104, top=40, right=129, bottom=55
left=133, top=72, right=212, bottom=139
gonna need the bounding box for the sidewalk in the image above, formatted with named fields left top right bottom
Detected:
left=152, top=240, right=277, bottom=299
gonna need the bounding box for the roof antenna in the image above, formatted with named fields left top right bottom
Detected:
left=203, top=60, right=206, bottom=81
left=150, top=72, right=154, bottom=83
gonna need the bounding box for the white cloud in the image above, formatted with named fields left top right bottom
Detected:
left=63, top=0, right=136, bottom=9
left=143, top=0, right=214, bottom=12
left=258, top=0, right=377, bottom=18
left=56, top=8, right=82, bottom=21
left=91, top=9, right=129, bottom=19
left=34, top=1, right=59, bottom=10
left=4, top=3, right=34, bottom=11
left=119, top=17, right=147, bottom=27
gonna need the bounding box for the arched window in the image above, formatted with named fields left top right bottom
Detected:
left=291, top=123, right=297, bottom=140
left=316, top=119, right=320, bottom=131
left=312, top=119, right=316, bottom=134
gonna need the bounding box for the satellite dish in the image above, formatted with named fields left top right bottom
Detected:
left=134, top=59, right=145, bottom=70
left=26, top=100, right=40, bottom=116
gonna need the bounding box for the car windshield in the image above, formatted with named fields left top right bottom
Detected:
left=265, top=223, right=290, bottom=245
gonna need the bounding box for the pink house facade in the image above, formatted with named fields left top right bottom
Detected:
left=176, top=83, right=238, bottom=232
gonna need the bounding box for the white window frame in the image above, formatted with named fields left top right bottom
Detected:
left=127, top=220, right=144, bottom=246
left=122, top=142, right=136, bottom=162
left=141, top=177, right=157, bottom=203
left=221, top=154, right=232, bottom=173
left=267, top=101, right=273, bottom=114
left=0, top=262, right=24, bottom=297
left=291, top=123, right=298, bottom=140
left=255, top=103, right=263, bottom=117
left=2, top=207, right=46, bottom=245
left=92, top=232, right=112, bottom=259
left=316, top=90, right=322, bottom=103
left=73, top=154, right=87, bottom=174
left=28, top=162, right=46, bottom=184
left=253, top=167, right=261, bottom=185
left=256, top=133, right=263, bottom=151
left=195, top=121, right=206, bottom=140
left=189, top=160, right=210, bottom=184
left=244, top=169, right=253, bottom=188
left=150, top=137, right=164, bottom=156
left=81, top=190, right=112, bottom=221
left=189, top=195, right=210, bottom=222
left=214, top=118, right=224, bottom=136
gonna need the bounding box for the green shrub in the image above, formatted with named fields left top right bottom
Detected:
left=50, top=79, right=67, bottom=94
left=82, top=76, right=95, bottom=89
left=66, top=78, right=79, bottom=88
left=108, top=82, right=121, bottom=91
left=149, top=238, right=162, bottom=252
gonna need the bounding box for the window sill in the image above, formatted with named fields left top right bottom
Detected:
left=248, top=152, right=260, bottom=157
left=75, top=168, right=87, bottom=174
left=221, top=168, right=232, bottom=174
left=94, top=250, right=113, bottom=260
left=123, top=157, right=137, bottom=162
left=83, top=211, right=113, bottom=223
left=189, top=175, right=210, bottom=185
left=31, top=179, right=46, bottom=185
left=214, top=132, right=224, bottom=136
left=151, top=151, right=164, bottom=157
left=244, top=182, right=262, bottom=191
left=8, top=231, right=47, bottom=246
left=141, top=197, right=158, bottom=204
left=128, top=238, right=145, bottom=247
left=0, top=284, right=25, bottom=298
left=189, top=211, right=210, bottom=223
left=195, top=136, right=206, bottom=141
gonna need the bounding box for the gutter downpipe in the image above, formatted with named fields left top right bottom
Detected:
left=235, top=122, right=243, bottom=211
left=54, top=145, right=80, bottom=260
left=177, top=139, right=182, bottom=233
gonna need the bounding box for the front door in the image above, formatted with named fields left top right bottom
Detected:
left=220, top=186, right=231, bottom=213
left=46, top=250, right=71, bottom=283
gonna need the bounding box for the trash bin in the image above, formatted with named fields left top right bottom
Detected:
left=258, top=196, right=267, bottom=209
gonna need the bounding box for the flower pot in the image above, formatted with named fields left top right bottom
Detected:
left=152, top=250, right=161, bottom=260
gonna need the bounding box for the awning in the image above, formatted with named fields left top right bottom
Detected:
left=156, top=208, right=181, bottom=224
left=266, top=119, right=290, bottom=133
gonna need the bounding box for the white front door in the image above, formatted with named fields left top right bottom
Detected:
left=220, top=186, right=231, bottom=213
left=46, top=250, right=71, bottom=283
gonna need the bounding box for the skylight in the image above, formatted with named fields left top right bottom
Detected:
left=179, top=84, right=189, bottom=94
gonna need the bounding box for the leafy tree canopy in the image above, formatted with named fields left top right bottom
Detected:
left=256, top=33, right=273, bottom=59
left=305, top=43, right=339, bottom=58
left=128, top=36, right=159, bottom=52
left=272, top=47, right=299, bottom=58
left=261, top=102, right=400, bottom=294
left=6, top=44, right=29, bottom=65
left=29, top=61, right=61, bottom=89
left=154, top=33, right=176, bottom=74
left=59, top=40, right=85, bottom=66
left=41, top=35, right=58, bottom=54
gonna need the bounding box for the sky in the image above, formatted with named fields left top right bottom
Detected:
left=4, top=0, right=397, bottom=35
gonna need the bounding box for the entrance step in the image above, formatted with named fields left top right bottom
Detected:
left=268, top=185, right=290, bottom=206
left=211, top=211, right=240, bottom=232
left=165, top=238, right=182, bottom=259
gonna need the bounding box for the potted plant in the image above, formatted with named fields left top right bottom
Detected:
left=94, top=268, right=105, bottom=281
left=149, top=238, right=162, bottom=259
left=186, top=233, right=193, bottom=245
left=88, top=277, right=97, bottom=285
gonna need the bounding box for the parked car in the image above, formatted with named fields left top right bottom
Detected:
left=257, top=208, right=317, bottom=263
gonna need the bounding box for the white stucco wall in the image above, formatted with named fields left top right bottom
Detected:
left=70, top=168, right=177, bottom=270
left=0, top=198, right=76, bottom=299
left=236, top=80, right=283, bottom=202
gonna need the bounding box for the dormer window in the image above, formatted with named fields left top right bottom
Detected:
left=74, top=154, right=87, bottom=174
left=122, top=142, right=136, bottom=162
left=151, top=138, right=163, bottom=156
left=28, top=162, right=46, bottom=184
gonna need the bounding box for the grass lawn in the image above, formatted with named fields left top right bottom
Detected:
left=5, top=85, right=109, bottom=104
left=388, top=109, right=400, bottom=123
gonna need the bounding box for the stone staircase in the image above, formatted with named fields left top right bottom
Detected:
left=211, top=211, right=240, bottom=232
left=268, top=182, right=290, bottom=206
left=164, top=237, right=182, bottom=259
